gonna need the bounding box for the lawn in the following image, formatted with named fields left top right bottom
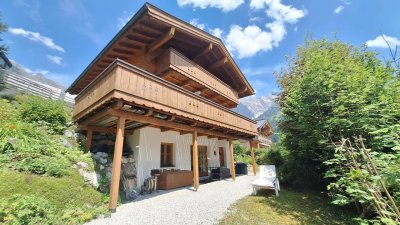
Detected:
left=219, top=188, right=356, bottom=225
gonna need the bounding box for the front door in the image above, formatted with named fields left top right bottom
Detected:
left=219, top=147, right=225, bottom=167
left=191, top=145, right=208, bottom=177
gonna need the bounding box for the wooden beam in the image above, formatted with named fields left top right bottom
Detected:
left=159, top=72, right=170, bottom=78
left=190, top=121, right=197, bottom=127
left=80, top=109, right=112, bottom=126
left=86, top=128, right=93, bottom=153
left=160, top=127, right=173, bottom=132
left=167, top=115, right=175, bottom=121
left=229, top=138, right=236, bottom=181
left=209, top=57, right=228, bottom=70
left=147, top=27, right=175, bottom=53
left=109, top=116, right=126, bottom=212
left=198, top=133, right=207, bottom=137
left=118, top=41, right=142, bottom=50
left=108, top=109, right=244, bottom=140
left=193, top=130, right=199, bottom=190
left=144, top=109, right=153, bottom=117
left=112, top=48, right=135, bottom=56
left=193, top=43, right=212, bottom=61
left=250, top=141, right=257, bottom=176
left=180, top=79, right=192, bottom=87
left=180, top=130, right=191, bottom=135
left=138, top=21, right=163, bottom=35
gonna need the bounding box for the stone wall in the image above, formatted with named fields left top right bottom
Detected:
left=90, top=133, right=138, bottom=201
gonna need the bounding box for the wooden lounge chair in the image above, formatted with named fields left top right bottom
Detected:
left=252, top=165, right=280, bottom=196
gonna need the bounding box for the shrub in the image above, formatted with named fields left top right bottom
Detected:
left=0, top=99, right=17, bottom=122
left=276, top=38, right=400, bottom=188
left=0, top=194, right=56, bottom=225
left=15, top=95, right=69, bottom=134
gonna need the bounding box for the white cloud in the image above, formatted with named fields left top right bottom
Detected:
left=117, top=11, right=134, bottom=29
left=249, top=17, right=263, bottom=23
left=226, top=25, right=274, bottom=58
left=24, top=67, right=49, bottom=75
left=366, top=35, right=400, bottom=49
left=210, top=28, right=223, bottom=39
left=334, top=5, right=344, bottom=14
left=250, top=0, right=306, bottom=24
left=177, top=0, right=244, bottom=12
left=47, top=55, right=63, bottom=65
left=9, top=28, right=65, bottom=53
left=189, top=18, right=206, bottom=30
left=225, top=1, right=305, bottom=58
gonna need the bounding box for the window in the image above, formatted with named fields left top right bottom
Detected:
left=160, top=143, right=174, bottom=167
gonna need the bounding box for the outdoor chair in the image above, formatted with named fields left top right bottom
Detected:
left=252, top=165, right=280, bottom=196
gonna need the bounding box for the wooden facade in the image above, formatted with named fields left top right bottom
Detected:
left=67, top=3, right=259, bottom=212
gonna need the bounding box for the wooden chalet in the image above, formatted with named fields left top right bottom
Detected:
left=67, top=3, right=260, bottom=212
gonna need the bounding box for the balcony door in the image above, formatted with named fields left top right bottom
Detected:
left=191, top=145, right=208, bottom=177
left=219, top=147, right=225, bottom=167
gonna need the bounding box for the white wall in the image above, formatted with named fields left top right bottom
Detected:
left=125, top=127, right=230, bottom=189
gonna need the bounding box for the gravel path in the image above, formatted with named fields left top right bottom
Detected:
left=86, top=175, right=256, bottom=225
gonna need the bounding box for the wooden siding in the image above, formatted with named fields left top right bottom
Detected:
left=157, top=48, right=239, bottom=104
left=73, top=60, right=257, bottom=135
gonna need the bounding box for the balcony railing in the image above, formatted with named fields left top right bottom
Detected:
left=156, top=48, right=239, bottom=105
left=73, top=59, right=257, bottom=135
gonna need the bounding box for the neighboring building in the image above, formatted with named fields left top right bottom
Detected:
left=67, top=3, right=262, bottom=211
left=239, top=119, right=273, bottom=149
left=256, top=119, right=273, bottom=148
left=0, top=53, right=75, bottom=104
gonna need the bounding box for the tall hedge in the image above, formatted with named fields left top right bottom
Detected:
left=276, top=38, right=400, bottom=188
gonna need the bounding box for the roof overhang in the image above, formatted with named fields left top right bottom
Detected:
left=67, top=3, right=255, bottom=97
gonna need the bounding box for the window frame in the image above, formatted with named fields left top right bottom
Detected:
left=160, top=142, right=174, bottom=167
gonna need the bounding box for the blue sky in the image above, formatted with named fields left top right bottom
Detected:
left=1, top=0, right=400, bottom=96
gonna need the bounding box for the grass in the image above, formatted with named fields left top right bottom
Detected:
left=0, top=170, right=108, bottom=223
left=219, top=188, right=356, bottom=225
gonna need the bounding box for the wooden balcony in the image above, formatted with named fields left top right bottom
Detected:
left=156, top=48, right=239, bottom=108
left=73, top=59, right=257, bottom=136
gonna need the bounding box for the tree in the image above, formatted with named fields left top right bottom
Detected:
left=276, top=37, right=400, bottom=222
left=276, top=38, right=400, bottom=185
left=0, top=13, right=8, bottom=55
left=0, top=13, right=8, bottom=92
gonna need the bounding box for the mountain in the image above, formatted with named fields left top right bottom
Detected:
left=233, top=94, right=280, bottom=143
left=8, top=61, right=64, bottom=89
left=234, top=94, right=277, bottom=119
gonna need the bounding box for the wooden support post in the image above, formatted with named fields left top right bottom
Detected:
left=108, top=116, right=126, bottom=212
left=250, top=141, right=257, bottom=176
left=192, top=130, right=199, bottom=190
left=86, top=129, right=93, bottom=153
left=228, top=138, right=235, bottom=180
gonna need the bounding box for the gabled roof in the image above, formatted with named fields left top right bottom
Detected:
left=256, top=119, right=273, bottom=136
left=67, top=3, right=255, bottom=97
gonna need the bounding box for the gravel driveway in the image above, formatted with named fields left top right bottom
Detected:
left=86, top=174, right=256, bottom=225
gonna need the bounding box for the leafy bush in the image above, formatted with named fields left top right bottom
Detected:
left=0, top=96, right=94, bottom=177
left=0, top=194, right=56, bottom=225
left=276, top=37, right=400, bottom=222
left=0, top=99, right=16, bottom=122
left=0, top=171, right=108, bottom=224
left=276, top=38, right=400, bottom=187
left=15, top=95, right=69, bottom=134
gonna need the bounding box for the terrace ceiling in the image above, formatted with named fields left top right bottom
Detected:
left=67, top=3, right=254, bottom=98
